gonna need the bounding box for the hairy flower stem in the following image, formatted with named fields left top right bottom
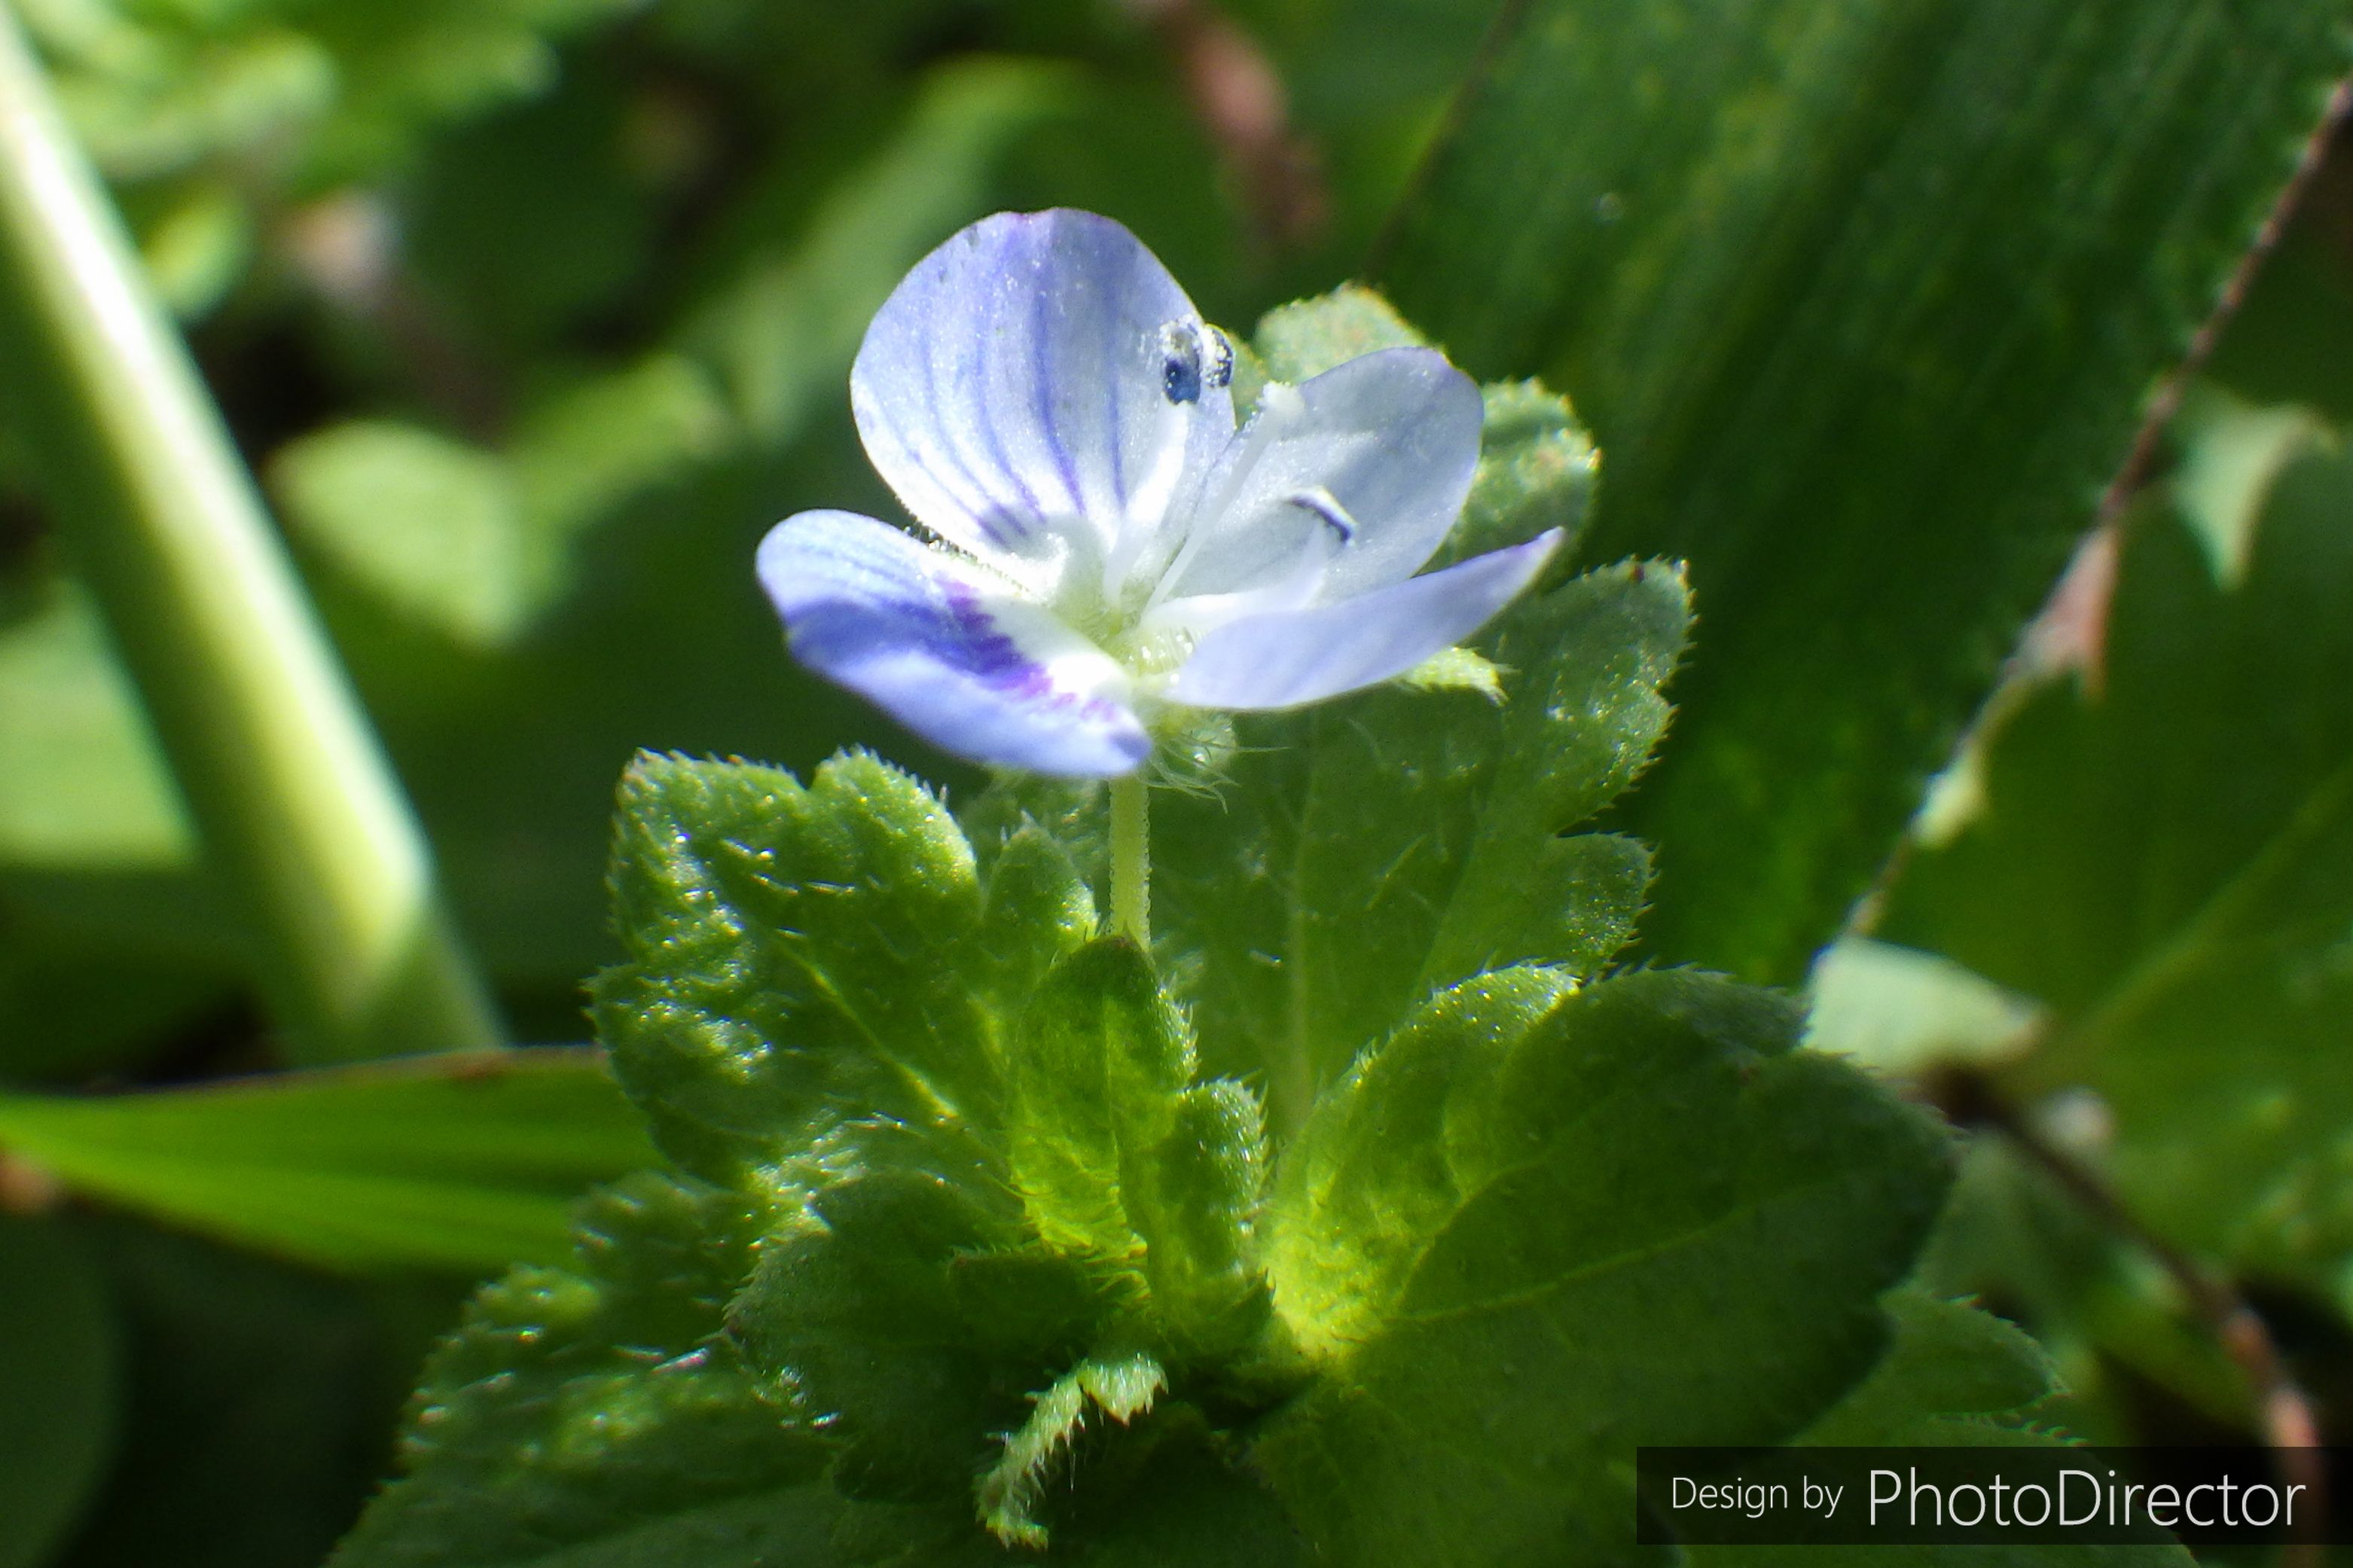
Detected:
left=1109, top=774, right=1151, bottom=947
left=0, top=10, right=503, bottom=1063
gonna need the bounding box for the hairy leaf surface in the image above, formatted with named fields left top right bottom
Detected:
left=1256, top=969, right=1952, bottom=1566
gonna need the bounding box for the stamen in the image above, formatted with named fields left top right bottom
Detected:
left=1202, top=326, right=1234, bottom=390
left=1155, top=320, right=1232, bottom=406
left=1286, top=486, right=1357, bottom=544
left=1137, top=483, right=1350, bottom=642
left=1142, top=382, right=1307, bottom=615
left=1158, top=322, right=1201, bottom=404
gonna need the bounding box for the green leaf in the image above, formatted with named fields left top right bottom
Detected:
left=1791, top=1292, right=2055, bottom=1447
left=63, top=1216, right=456, bottom=1568
left=1443, top=377, right=1600, bottom=569
left=0, top=884, right=232, bottom=1081
left=0, top=573, right=191, bottom=869
left=1005, top=938, right=1195, bottom=1263
left=1126, top=1079, right=1273, bottom=1363
left=727, top=1162, right=1082, bottom=1502
left=1266, top=966, right=1571, bottom=1354
left=1692, top=1292, right=2198, bottom=1567
left=273, top=422, right=536, bottom=649
left=1252, top=285, right=1427, bottom=382
left=1152, top=560, right=1687, bottom=1130
left=1002, top=938, right=1273, bottom=1361
left=346, top=1167, right=1294, bottom=1565
left=1919, top=1141, right=2256, bottom=1437
left=0, top=1216, right=117, bottom=1568
left=0, top=1049, right=655, bottom=1272
left=273, top=358, right=730, bottom=648
left=578, top=754, right=1305, bottom=1550
left=330, top=1172, right=902, bottom=1568
left=1381, top=0, right=2353, bottom=983
left=509, top=354, right=731, bottom=540
left=1804, top=937, right=2043, bottom=1077
left=1254, top=968, right=1952, bottom=1566
left=591, top=750, right=1048, bottom=1186
left=1877, top=429, right=2353, bottom=1289
left=975, top=822, right=1099, bottom=1010
left=680, top=59, right=1075, bottom=447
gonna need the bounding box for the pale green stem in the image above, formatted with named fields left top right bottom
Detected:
left=0, top=6, right=504, bottom=1063
left=1108, top=774, right=1150, bottom=946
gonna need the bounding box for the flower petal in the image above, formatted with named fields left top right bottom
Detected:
left=1164, top=531, right=1562, bottom=711
left=850, top=210, right=1233, bottom=566
left=1160, top=347, right=1482, bottom=605
left=758, top=511, right=1149, bottom=776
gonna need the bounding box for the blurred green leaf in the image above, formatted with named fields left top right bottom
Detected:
left=681, top=57, right=1076, bottom=447
left=1878, top=426, right=2353, bottom=1294
left=133, top=179, right=252, bottom=319
left=1805, top=936, right=2043, bottom=1077
left=1254, top=968, right=1952, bottom=1566
left=276, top=60, right=1056, bottom=652
left=274, top=421, right=536, bottom=648
left=1695, top=1292, right=2197, bottom=1566
left=2205, top=152, right=2353, bottom=425
left=1381, top=0, right=2353, bottom=983
left=273, top=356, right=728, bottom=647
left=0, top=1049, right=655, bottom=1271
left=50, top=24, right=335, bottom=182
left=59, top=1216, right=462, bottom=1568
left=0, top=1216, right=117, bottom=1568
left=0, top=885, right=232, bottom=1082
left=510, top=353, right=731, bottom=538
left=1920, top=1140, right=2258, bottom=1438
left=1790, top=1291, right=2055, bottom=1447
left=0, top=574, right=191, bottom=870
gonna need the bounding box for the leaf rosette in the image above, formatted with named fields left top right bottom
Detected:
left=329, top=287, right=2153, bottom=1568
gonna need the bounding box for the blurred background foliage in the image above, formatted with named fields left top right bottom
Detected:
left=0, top=0, right=1496, bottom=1065
left=1, top=0, right=2351, bottom=1563
left=0, top=2, right=1504, bottom=1563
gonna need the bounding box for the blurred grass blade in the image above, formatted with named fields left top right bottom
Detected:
left=0, top=1050, right=655, bottom=1273
left=1380, top=0, right=2353, bottom=981
left=0, top=5, right=502, bottom=1060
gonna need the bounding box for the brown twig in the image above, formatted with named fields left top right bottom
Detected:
left=1846, top=78, right=2353, bottom=937
left=1119, top=0, right=1328, bottom=255
left=1933, top=1067, right=2326, bottom=1566
left=2095, top=76, right=2353, bottom=532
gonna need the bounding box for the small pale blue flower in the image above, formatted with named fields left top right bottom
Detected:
left=757, top=209, right=1561, bottom=776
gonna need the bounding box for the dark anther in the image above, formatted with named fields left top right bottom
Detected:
left=1203, top=326, right=1233, bottom=389
left=1160, top=321, right=1204, bottom=404
left=1286, top=488, right=1357, bottom=543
